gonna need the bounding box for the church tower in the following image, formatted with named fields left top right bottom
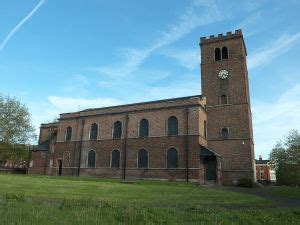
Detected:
left=200, top=30, right=255, bottom=184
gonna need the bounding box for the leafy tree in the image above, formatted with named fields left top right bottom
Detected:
left=269, top=130, right=300, bottom=186
left=0, top=94, right=35, bottom=166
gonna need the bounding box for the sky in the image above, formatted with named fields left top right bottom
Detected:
left=0, top=0, right=300, bottom=159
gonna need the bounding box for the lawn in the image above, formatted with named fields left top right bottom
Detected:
left=0, top=175, right=299, bottom=225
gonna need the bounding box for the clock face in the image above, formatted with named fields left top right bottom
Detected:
left=218, top=69, right=229, bottom=79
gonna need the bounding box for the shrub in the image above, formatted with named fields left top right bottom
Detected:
left=237, top=177, right=254, bottom=188
left=3, top=192, right=25, bottom=202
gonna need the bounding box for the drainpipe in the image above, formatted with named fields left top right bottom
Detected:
left=77, top=119, right=85, bottom=176
left=123, top=114, right=129, bottom=180
left=185, top=108, right=189, bottom=182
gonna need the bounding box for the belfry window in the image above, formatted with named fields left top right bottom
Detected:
left=87, top=150, right=96, bottom=168
left=90, top=123, right=98, bottom=140
left=138, top=149, right=148, bottom=168
left=111, top=149, right=120, bottom=168
left=167, top=148, right=178, bottom=168
left=167, top=116, right=178, bottom=136
left=215, top=48, right=221, bottom=61
left=139, top=119, right=149, bottom=138
left=65, top=126, right=72, bottom=141
left=113, top=121, right=122, bottom=139
left=221, top=127, right=229, bottom=139
left=220, top=95, right=228, bottom=105
left=222, top=46, right=229, bottom=59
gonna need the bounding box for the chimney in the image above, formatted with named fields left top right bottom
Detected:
left=259, top=155, right=262, bottom=160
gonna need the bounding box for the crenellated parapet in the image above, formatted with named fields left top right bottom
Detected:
left=200, top=29, right=243, bottom=45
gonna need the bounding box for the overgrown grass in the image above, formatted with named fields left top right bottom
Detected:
left=0, top=175, right=299, bottom=225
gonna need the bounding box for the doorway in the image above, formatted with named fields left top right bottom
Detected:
left=205, top=157, right=217, bottom=181
left=58, top=159, right=63, bottom=176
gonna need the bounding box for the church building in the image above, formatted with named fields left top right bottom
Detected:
left=28, top=29, right=255, bottom=185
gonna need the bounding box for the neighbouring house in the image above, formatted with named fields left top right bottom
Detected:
left=255, top=155, right=276, bottom=183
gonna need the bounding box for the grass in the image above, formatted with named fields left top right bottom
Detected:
left=0, top=174, right=299, bottom=225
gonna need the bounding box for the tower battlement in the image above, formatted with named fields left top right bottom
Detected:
left=200, top=29, right=243, bottom=45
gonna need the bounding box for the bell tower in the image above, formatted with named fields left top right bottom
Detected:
left=200, top=29, right=255, bottom=184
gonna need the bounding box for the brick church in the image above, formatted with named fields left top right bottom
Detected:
left=29, top=29, right=255, bottom=185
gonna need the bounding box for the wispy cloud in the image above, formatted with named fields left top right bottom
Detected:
left=235, top=11, right=263, bottom=37
left=248, top=32, right=300, bottom=70
left=161, top=48, right=200, bottom=70
left=48, top=96, right=122, bottom=113
left=92, top=0, right=224, bottom=77
left=0, top=0, right=45, bottom=51
left=253, top=83, right=300, bottom=158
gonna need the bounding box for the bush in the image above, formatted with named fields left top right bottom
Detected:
left=3, top=192, right=25, bottom=202
left=276, top=163, right=300, bottom=186
left=237, top=177, right=254, bottom=188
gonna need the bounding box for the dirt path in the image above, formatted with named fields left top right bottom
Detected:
left=215, top=186, right=300, bottom=208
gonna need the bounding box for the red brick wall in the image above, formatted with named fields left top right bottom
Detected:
left=200, top=30, right=255, bottom=184
left=28, top=151, right=48, bottom=175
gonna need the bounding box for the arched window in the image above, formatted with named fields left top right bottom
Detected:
left=221, top=127, right=229, bottom=139
left=168, top=116, right=178, bottom=136
left=113, top=121, right=122, bottom=139
left=220, top=95, right=228, bottom=105
left=90, top=123, right=98, bottom=140
left=111, top=149, right=120, bottom=168
left=139, top=119, right=149, bottom=138
left=167, top=148, right=178, bottom=168
left=138, top=149, right=148, bottom=168
left=204, top=120, right=207, bottom=139
left=222, top=46, right=228, bottom=59
left=65, top=126, right=72, bottom=141
left=63, top=151, right=70, bottom=167
left=215, top=48, right=221, bottom=61
left=87, top=150, right=96, bottom=168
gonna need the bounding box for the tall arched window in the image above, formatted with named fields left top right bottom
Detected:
left=168, top=116, right=178, bottom=136
left=222, top=46, right=228, bottom=59
left=139, top=119, right=149, bottom=138
left=204, top=120, right=207, bottom=139
left=215, top=48, right=221, bottom=61
left=221, top=127, right=229, bottom=139
left=111, top=149, right=120, bottom=168
left=113, top=121, right=122, bottom=139
left=65, top=126, right=72, bottom=141
left=220, top=95, right=228, bottom=105
left=87, top=150, right=96, bottom=168
left=138, top=149, right=148, bottom=168
left=90, top=123, right=98, bottom=140
left=167, top=148, right=178, bottom=168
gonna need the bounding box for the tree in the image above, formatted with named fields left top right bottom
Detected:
left=269, top=130, right=300, bottom=186
left=0, top=94, right=36, bottom=166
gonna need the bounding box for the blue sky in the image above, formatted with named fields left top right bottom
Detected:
left=1, top=0, right=300, bottom=159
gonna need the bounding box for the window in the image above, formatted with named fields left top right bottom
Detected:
left=168, top=116, right=178, bottom=136
left=65, top=126, right=72, bottom=141
left=221, top=127, right=229, bottom=139
left=90, top=123, right=98, bottom=140
left=167, top=148, right=178, bottom=168
left=63, top=151, right=70, bottom=167
left=222, top=46, right=228, bottom=59
left=220, top=95, right=228, bottom=104
left=204, top=120, right=207, bottom=139
left=113, top=121, right=122, bottom=139
left=111, top=149, right=120, bottom=168
left=138, top=149, right=148, bottom=168
left=215, top=48, right=221, bottom=61
left=87, top=150, right=96, bottom=168
left=139, top=119, right=149, bottom=138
